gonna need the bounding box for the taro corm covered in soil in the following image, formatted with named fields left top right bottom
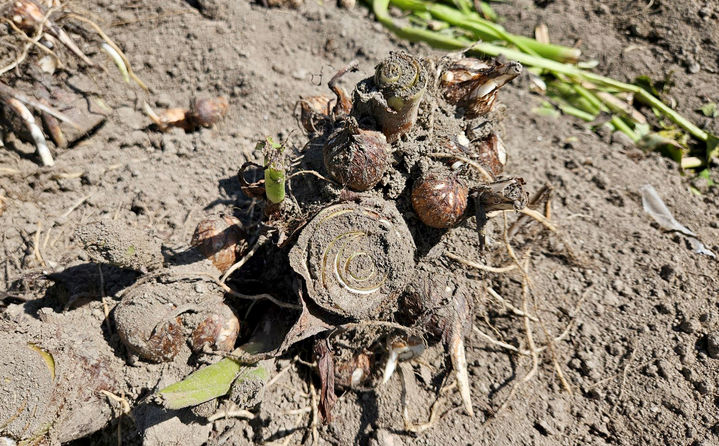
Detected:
left=1, top=50, right=528, bottom=444
left=166, top=50, right=528, bottom=420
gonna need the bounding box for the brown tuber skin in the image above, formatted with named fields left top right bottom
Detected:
left=114, top=279, right=239, bottom=362
left=323, top=117, right=390, bottom=191
left=411, top=172, right=468, bottom=228
left=190, top=96, right=229, bottom=128
left=191, top=215, right=246, bottom=274
left=152, top=96, right=228, bottom=131
left=475, top=132, right=507, bottom=178
left=190, top=304, right=240, bottom=353
left=115, top=301, right=185, bottom=363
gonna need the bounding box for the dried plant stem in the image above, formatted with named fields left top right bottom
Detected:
left=189, top=271, right=301, bottom=310
left=219, top=281, right=301, bottom=310
left=445, top=252, right=517, bottom=273
left=265, top=363, right=293, bottom=390
left=473, top=325, right=528, bottom=355
left=611, top=347, right=635, bottom=411
left=0, top=5, right=57, bottom=76
left=3, top=18, right=62, bottom=65
left=65, top=13, right=148, bottom=91
left=508, top=184, right=553, bottom=238
left=450, top=333, right=474, bottom=416
left=309, top=380, right=319, bottom=444
left=0, top=82, right=81, bottom=128
left=5, top=98, right=54, bottom=166
left=429, top=152, right=493, bottom=182
left=335, top=320, right=415, bottom=335
left=279, top=407, right=312, bottom=417
left=401, top=368, right=453, bottom=433
left=328, top=59, right=358, bottom=116
left=288, top=169, right=335, bottom=184
left=519, top=258, right=538, bottom=384
left=59, top=193, right=93, bottom=219
left=494, top=219, right=539, bottom=413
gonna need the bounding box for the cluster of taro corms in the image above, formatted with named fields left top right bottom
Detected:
left=194, top=51, right=527, bottom=419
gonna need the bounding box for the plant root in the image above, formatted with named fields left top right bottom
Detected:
left=429, top=152, right=494, bottom=182
left=4, top=97, right=54, bottom=166
left=445, top=252, right=517, bottom=273
left=449, top=332, right=474, bottom=416
left=220, top=236, right=262, bottom=283
left=0, top=82, right=81, bottom=128
left=207, top=404, right=256, bottom=422
left=400, top=368, right=456, bottom=434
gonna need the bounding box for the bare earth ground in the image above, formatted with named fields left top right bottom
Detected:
left=1, top=0, right=719, bottom=445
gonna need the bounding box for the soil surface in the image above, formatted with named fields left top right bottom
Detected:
left=1, top=0, right=719, bottom=445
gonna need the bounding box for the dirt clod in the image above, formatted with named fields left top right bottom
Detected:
left=75, top=220, right=163, bottom=272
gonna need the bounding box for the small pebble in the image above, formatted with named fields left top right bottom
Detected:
left=678, top=317, right=700, bottom=334
left=706, top=331, right=719, bottom=359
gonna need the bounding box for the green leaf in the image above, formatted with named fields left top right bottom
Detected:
left=698, top=102, right=718, bottom=118
left=158, top=358, right=269, bottom=410
left=697, top=169, right=715, bottom=186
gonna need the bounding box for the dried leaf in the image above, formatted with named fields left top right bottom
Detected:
left=639, top=184, right=715, bottom=258
left=28, top=343, right=55, bottom=380
left=314, top=339, right=337, bottom=423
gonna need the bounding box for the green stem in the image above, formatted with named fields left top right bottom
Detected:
left=389, top=0, right=579, bottom=62
left=609, top=115, right=639, bottom=142
left=263, top=138, right=286, bottom=204
left=389, top=0, right=539, bottom=57
left=264, top=167, right=285, bottom=204
left=572, top=84, right=607, bottom=113
left=371, top=0, right=715, bottom=158
left=464, top=43, right=709, bottom=143
left=548, top=81, right=600, bottom=115
left=476, top=1, right=498, bottom=21
left=558, top=103, right=596, bottom=122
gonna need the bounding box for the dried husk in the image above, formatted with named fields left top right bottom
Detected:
left=441, top=58, right=521, bottom=119
left=191, top=215, right=247, bottom=274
